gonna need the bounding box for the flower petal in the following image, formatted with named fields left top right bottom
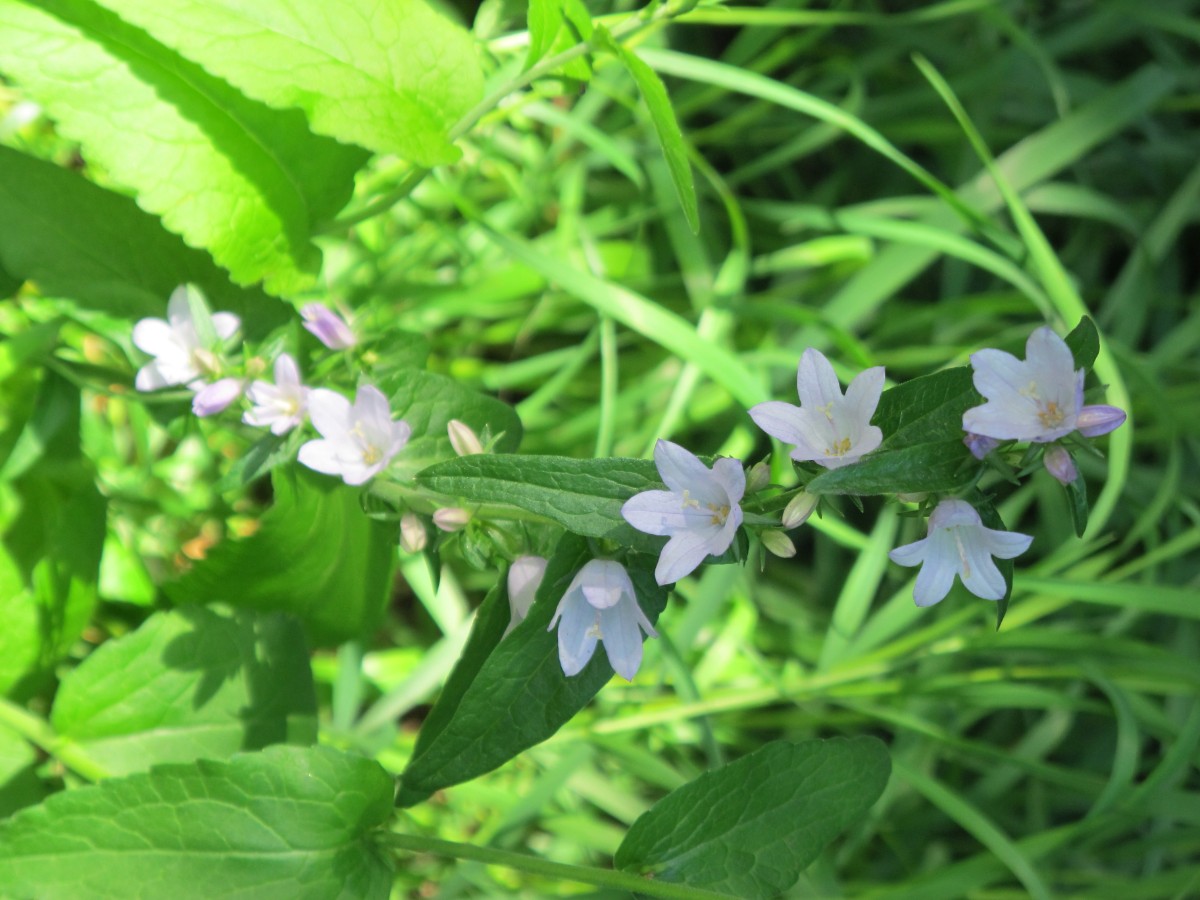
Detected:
left=307, top=389, right=352, bottom=438
left=710, top=457, right=747, bottom=506
left=911, top=537, right=958, bottom=607
left=653, top=440, right=715, bottom=498
left=622, top=490, right=688, bottom=536
left=749, top=401, right=806, bottom=445
left=796, top=348, right=843, bottom=411
left=655, top=528, right=719, bottom=585
left=553, top=591, right=600, bottom=677
left=1025, top=327, right=1076, bottom=394
left=211, top=312, right=241, bottom=342
left=599, top=597, right=646, bottom=681
left=842, top=365, right=885, bottom=425
left=980, top=526, right=1033, bottom=560
left=1076, top=404, right=1126, bottom=437
left=354, top=384, right=393, bottom=426
left=888, top=536, right=929, bottom=568
left=274, top=353, right=301, bottom=387
left=297, top=439, right=344, bottom=476
left=131, top=318, right=177, bottom=357
left=957, top=532, right=1007, bottom=600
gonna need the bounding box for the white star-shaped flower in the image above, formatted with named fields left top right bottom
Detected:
left=888, top=499, right=1033, bottom=607
left=621, top=439, right=745, bottom=586
left=243, top=354, right=310, bottom=435
left=133, top=286, right=240, bottom=391
left=297, top=385, right=410, bottom=486
left=963, top=326, right=1125, bottom=443
left=750, top=348, right=884, bottom=469
left=548, top=559, right=657, bottom=681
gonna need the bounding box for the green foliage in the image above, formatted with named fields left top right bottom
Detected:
left=166, top=467, right=396, bottom=646
left=615, top=737, right=890, bottom=897
left=51, top=607, right=317, bottom=776
left=0, top=745, right=395, bottom=899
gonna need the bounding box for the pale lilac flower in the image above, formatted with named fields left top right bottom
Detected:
left=963, top=432, right=1000, bottom=460
left=192, top=377, right=244, bottom=417
left=298, top=385, right=410, bottom=486
left=621, top=439, right=745, bottom=586
left=750, top=348, right=884, bottom=469
left=433, top=507, right=471, bottom=532
left=1043, top=444, right=1077, bottom=485
left=781, top=491, right=818, bottom=529
left=888, top=498, right=1033, bottom=607
left=548, top=559, right=656, bottom=680
left=963, top=327, right=1125, bottom=443
left=399, top=513, right=427, bottom=553
left=133, top=285, right=240, bottom=391
left=301, top=302, right=357, bottom=350
left=504, top=555, right=548, bottom=636
left=243, top=354, right=309, bottom=435
left=447, top=420, right=484, bottom=456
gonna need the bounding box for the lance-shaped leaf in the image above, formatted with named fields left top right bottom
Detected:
left=90, top=0, right=483, bottom=164
left=0, top=745, right=395, bottom=899
left=51, top=607, right=317, bottom=777
left=615, top=737, right=890, bottom=898
left=417, top=454, right=662, bottom=551
left=397, top=535, right=667, bottom=806
left=0, top=0, right=367, bottom=293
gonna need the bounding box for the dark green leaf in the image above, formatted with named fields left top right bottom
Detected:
left=0, top=745, right=395, bottom=899
left=0, top=725, right=45, bottom=817
left=525, top=0, right=563, bottom=69
left=166, top=466, right=396, bottom=647
left=1064, top=316, right=1100, bottom=371
left=417, top=454, right=662, bottom=551
left=872, top=366, right=978, bottom=449
left=615, top=736, right=890, bottom=898
left=1064, top=465, right=1090, bottom=539
left=397, top=535, right=668, bottom=806
left=51, top=607, right=317, bottom=776
left=808, top=439, right=977, bottom=496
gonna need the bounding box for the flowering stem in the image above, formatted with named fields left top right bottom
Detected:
left=382, top=832, right=736, bottom=899
left=0, top=696, right=109, bottom=783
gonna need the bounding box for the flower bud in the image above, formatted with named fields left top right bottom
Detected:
left=781, top=491, right=818, bottom=529
left=399, top=513, right=427, bottom=553
left=760, top=529, right=796, bottom=559
left=1075, top=404, right=1126, bottom=438
left=896, top=492, right=928, bottom=504
left=300, top=302, right=357, bottom=350
left=745, top=461, right=771, bottom=494
left=447, top=419, right=484, bottom=456
left=433, top=507, right=471, bottom=533
left=191, top=377, right=243, bottom=417
left=1043, top=444, right=1078, bottom=485
left=963, top=432, right=1000, bottom=460
left=504, top=555, right=548, bottom=636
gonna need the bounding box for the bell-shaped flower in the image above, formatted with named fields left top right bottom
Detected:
left=888, top=498, right=1033, bottom=607
left=301, top=302, right=357, bottom=350
left=133, top=285, right=240, bottom=391
left=750, top=348, right=884, bottom=469
left=504, top=555, right=548, bottom=636
left=621, top=439, right=745, bottom=585
left=298, top=385, right=410, bottom=486
left=548, top=559, right=657, bottom=681
left=963, top=326, right=1126, bottom=443
left=243, top=354, right=309, bottom=435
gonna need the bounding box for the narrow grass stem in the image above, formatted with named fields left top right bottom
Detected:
left=0, top=697, right=109, bottom=783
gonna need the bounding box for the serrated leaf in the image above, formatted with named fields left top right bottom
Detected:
left=0, top=0, right=367, bottom=293
left=1064, top=316, right=1100, bottom=370
left=615, top=736, right=890, bottom=898
left=0, top=745, right=395, bottom=899
left=165, top=466, right=396, bottom=647
left=51, top=607, right=317, bottom=776
left=0, top=146, right=285, bottom=329
left=93, top=0, right=482, bottom=164
left=602, top=31, right=699, bottom=233
left=417, top=454, right=662, bottom=551
left=397, top=535, right=667, bottom=806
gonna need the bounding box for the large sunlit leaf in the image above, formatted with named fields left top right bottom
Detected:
left=51, top=607, right=317, bottom=776
left=0, top=745, right=395, bottom=899
left=165, top=466, right=396, bottom=647
left=92, top=0, right=483, bottom=164
left=0, top=0, right=367, bottom=293
left=615, top=737, right=890, bottom=898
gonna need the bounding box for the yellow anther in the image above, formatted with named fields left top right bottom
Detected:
left=823, top=437, right=852, bottom=457
left=816, top=401, right=835, bottom=421
left=707, top=503, right=730, bottom=526
left=1037, top=401, right=1066, bottom=429
left=680, top=490, right=702, bottom=510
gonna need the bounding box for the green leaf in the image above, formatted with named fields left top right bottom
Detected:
left=526, top=0, right=593, bottom=80
left=90, top=0, right=482, bottom=164
left=397, top=534, right=668, bottom=806
left=0, top=745, right=395, bottom=899
left=1064, top=316, right=1100, bottom=371
left=0, top=146, right=284, bottom=329
left=417, top=454, right=662, bottom=551
left=808, top=367, right=981, bottom=496
left=165, top=466, right=397, bottom=647
left=385, top=370, right=524, bottom=477
left=615, top=736, right=890, bottom=898
left=601, top=31, right=699, bottom=233
left=51, top=607, right=317, bottom=777
left=0, top=0, right=367, bottom=293
left=526, top=0, right=564, bottom=69
left=0, top=724, right=46, bottom=818
left=1064, top=464, right=1090, bottom=540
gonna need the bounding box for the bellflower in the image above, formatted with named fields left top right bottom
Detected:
left=1043, top=444, right=1078, bottom=485
left=298, top=385, right=410, bottom=486
left=243, top=354, right=309, bottom=435
left=192, top=377, right=245, bottom=417
left=301, top=303, right=357, bottom=350
left=750, top=348, right=884, bottom=469
left=963, top=326, right=1126, bottom=443
left=888, top=499, right=1033, bottom=607
left=548, top=559, right=657, bottom=681
left=133, top=286, right=240, bottom=391
left=505, top=555, right=548, bottom=636
left=621, top=439, right=745, bottom=585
